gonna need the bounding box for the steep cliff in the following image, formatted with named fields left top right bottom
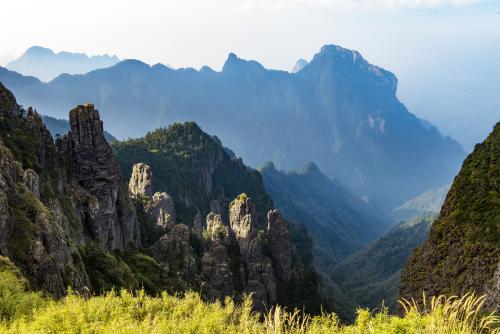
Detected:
left=400, top=123, right=500, bottom=310
left=0, top=82, right=140, bottom=296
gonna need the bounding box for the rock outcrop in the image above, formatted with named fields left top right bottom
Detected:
left=267, top=209, right=293, bottom=283
left=22, top=169, right=40, bottom=199
left=129, top=162, right=153, bottom=197
left=400, top=122, right=500, bottom=311
left=0, top=83, right=91, bottom=296
left=145, top=191, right=176, bottom=230
left=229, top=195, right=277, bottom=310
left=58, top=104, right=140, bottom=249
left=152, top=223, right=196, bottom=283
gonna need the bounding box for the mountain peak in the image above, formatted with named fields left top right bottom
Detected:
left=291, top=59, right=308, bottom=73
left=25, top=46, right=55, bottom=57
left=222, top=52, right=265, bottom=73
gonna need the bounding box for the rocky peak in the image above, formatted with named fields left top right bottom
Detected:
left=59, top=104, right=140, bottom=249
left=129, top=163, right=153, bottom=197
left=205, top=212, right=229, bottom=243
left=145, top=192, right=176, bottom=231
left=291, top=58, right=308, bottom=73
left=267, top=209, right=293, bottom=283
left=229, top=194, right=256, bottom=242
left=229, top=194, right=277, bottom=310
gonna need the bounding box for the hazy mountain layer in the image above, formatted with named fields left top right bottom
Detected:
left=6, top=46, right=119, bottom=82
left=260, top=162, right=388, bottom=269
left=331, top=214, right=435, bottom=312
left=0, top=44, right=466, bottom=209
left=388, top=184, right=450, bottom=224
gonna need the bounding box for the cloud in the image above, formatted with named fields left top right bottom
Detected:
left=237, top=0, right=486, bottom=11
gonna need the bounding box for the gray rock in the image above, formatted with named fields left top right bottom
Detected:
left=23, top=169, right=40, bottom=199
left=229, top=195, right=277, bottom=310
left=267, top=209, right=293, bottom=283
left=152, top=224, right=197, bottom=283
left=145, top=192, right=176, bottom=230
left=59, top=104, right=140, bottom=249
left=129, top=163, right=153, bottom=198
left=485, top=263, right=500, bottom=311
left=201, top=243, right=234, bottom=300
left=192, top=209, right=203, bottom=238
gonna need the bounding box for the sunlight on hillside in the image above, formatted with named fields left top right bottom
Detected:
left=0, top=269, right=497, bottom=334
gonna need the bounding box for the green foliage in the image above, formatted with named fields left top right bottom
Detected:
left=112, top=122, right=273, bottom=229
left=80, top=247, right=165, bottom=295
left=0, top=257, right=44, bottom=322
left=331, top=214, right=435, bottom=313
left=0, top=286, right=497, bottom=333
left=401, top=123, right=500, bottom=302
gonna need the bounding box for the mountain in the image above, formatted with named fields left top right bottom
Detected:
left=112, top=123, right=324, bottom=313
left=400, top=122, right=500, bottom=310
left=0, top=44, right=466, bottom=210
left=0, top=82, right=323, bottom=313
left=0, top=83, right=139, bottom=297
left=291, top=59, right=308, bottom=73
left=388, top=184, right=450, bottom=224
left=260, top=162, right=388, bottom=269
left=331, top=214, right=435, bottom=312
left=41, top=115, right=117, bottom=142
left=6, top=46, right=119, bottom=82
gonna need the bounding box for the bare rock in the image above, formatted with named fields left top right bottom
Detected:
left=129, top=163, right=153, bottom=198
left=152, top=224, right=196, bottom=283
left=201, top=243, right=234, bottom=300
left=23, top=169, right=40, bottom=199
left=267, top=209, right=293, bottom=282
left=485, top=263, right=500, bottom=311
left=60, top=104, right=140, bottom=249
left=205, top=212, right=229, bottom=243
left=145, top=192, right=176, bottom=230
left=192, top=209, right=203, bottom=238
left=229, top=195, right=277, bottom=310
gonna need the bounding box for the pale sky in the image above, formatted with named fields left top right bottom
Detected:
left=1, top=0, right=499, bottom=148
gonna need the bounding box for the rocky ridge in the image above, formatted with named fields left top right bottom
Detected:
left=0, top=82, right=139, bottom=296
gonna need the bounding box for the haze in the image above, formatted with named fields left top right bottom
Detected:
left=1, top=0, right=499, bottom=149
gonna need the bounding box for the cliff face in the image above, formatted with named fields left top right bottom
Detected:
left=57, top=104, right=140, bottom=249
left=400, top=123, right=500, bottom=310
left=0, top=82, right=140, bottom=296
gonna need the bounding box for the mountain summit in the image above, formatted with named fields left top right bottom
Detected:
left=6, top=46, right=119, bottom=81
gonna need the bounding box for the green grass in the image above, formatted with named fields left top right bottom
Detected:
left=0, top=266, right=497, bottom=334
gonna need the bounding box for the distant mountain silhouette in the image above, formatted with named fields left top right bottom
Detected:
left=0, top=44, right=466, bottom=209
left=6, top=46, right=119, bottom=81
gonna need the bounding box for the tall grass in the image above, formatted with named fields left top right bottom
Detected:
left=0, top=268, right=497, bottom=333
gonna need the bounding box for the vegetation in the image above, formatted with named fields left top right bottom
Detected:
left=112, top=122, right=273, bottom=228
left=331, top=214, right=436, bottom=313
left=401, top=122, right=500, bottom=303
left=0, top=265, right=497, bottom=333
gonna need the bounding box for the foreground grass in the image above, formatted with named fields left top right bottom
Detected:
left=0, top=268, right=498, bottom=333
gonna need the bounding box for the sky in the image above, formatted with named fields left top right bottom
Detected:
left=0, top=0, right=499, bottom=149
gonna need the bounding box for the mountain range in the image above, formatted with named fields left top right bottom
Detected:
left=0, top=45, right=466, bottom=210
left=6, top=46, right=119, bottom=82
